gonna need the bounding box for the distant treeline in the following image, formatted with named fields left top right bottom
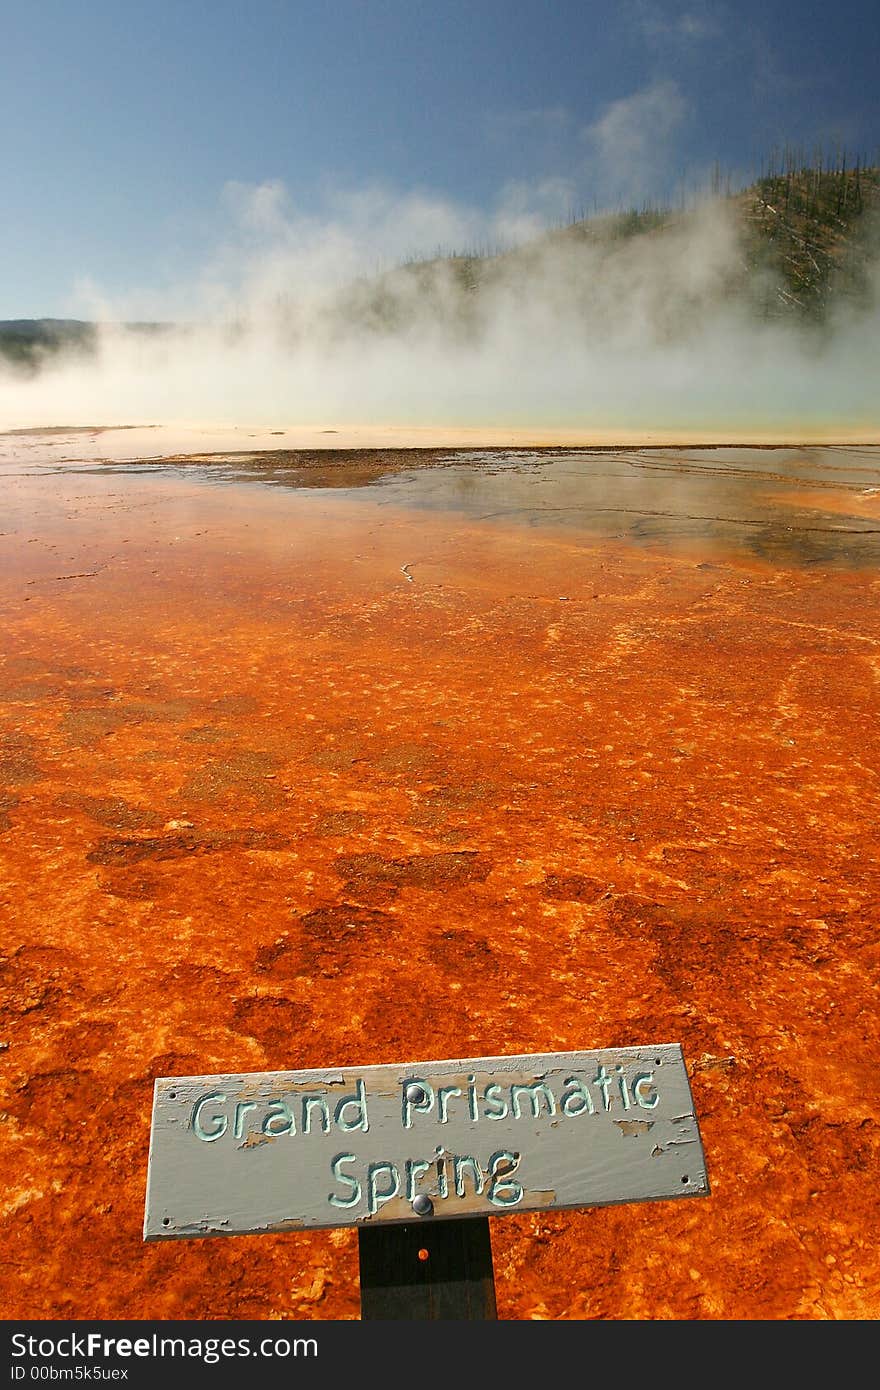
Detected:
left=0, top=318, right=174, bottom=375
left=0, top=319, right=97, bottom=371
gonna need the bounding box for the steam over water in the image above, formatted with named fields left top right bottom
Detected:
left=1, top=189, right=878, bottom=439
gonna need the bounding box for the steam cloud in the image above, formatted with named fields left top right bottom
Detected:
left=1, top=175, right=878, bottom=438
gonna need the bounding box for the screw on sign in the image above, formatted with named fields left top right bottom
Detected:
left=143, top=1044, right=710, bottom=1319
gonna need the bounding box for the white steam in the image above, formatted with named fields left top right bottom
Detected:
left=1, top=175, right=878, bottom=438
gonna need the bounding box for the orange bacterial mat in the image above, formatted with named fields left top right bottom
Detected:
left=1, top=439, right=879, bottom=1320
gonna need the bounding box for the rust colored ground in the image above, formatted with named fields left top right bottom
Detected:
left=1, top=445, right=879, bottom=1321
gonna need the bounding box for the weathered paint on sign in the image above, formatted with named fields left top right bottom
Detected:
left=143, top=1044, right=709, bottom=1240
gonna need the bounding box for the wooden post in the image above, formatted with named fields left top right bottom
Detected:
left=358, top=1217, right=497, bottom=1320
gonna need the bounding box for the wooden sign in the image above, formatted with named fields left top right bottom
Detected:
left=143, top=1044, right=709, bottom=1240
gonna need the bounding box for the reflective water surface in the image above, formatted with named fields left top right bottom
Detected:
left=9, top=437, right=878, bottom=568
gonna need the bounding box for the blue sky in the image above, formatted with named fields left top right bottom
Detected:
left=2, top=0, right=879, bottom=319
